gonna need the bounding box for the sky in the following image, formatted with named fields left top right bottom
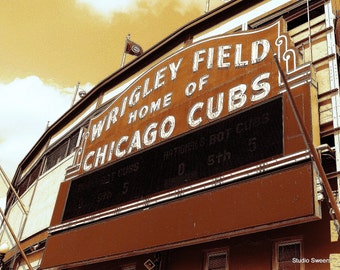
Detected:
left=0, top=0, right=231, bottom=186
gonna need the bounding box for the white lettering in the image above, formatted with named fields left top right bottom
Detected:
left=235, top=44, right=248, bottom=67
left=83, top=116, right=177, bottom=171
left=193, top=49, right=206, bottom=72
left=217, top=45, right=231, bottom=68
left=84, top=37, right=276, bottom=171
left=129, top=86, right=141, bottom=107
left=129, top=93, right=173, bottom=124
left=191, top=40, right=269, bottom=72
left=128, top=130, right=142, bottom=154
left=169, top=58, right=183, bottom=80
left=160, top=115, right=176, bottom=138
left=115, top=136, right=128, bottom=158
left=207, top=47, right=214, bottom=69
left=228, top=84, right=247, bottom=112
left=106, top=107, right=119, bottom=130
left=83, top=151, right=95, bottom=171
left=207, top=92, right=224, bottom=119
left=120, top=96, right=128, bottom=117
left=150, top=98, right=161, bottom=113
left=128, top=110, right=138, bottom=124
left=188, top=102, right=204, bottom=127
left=91, top=117, right=107, bottom=142
left=95, top=145, right=108, bottom=167
left=143, top=122, right=158, bottom=146
left=185, top=75, right=209, bottom=97
left=143, top=78, right=153, bottom=98
left=185, top=82, right=196, bottom=97
left=107, top=141, right=115, bottom=162
left=199, top=74, right=209, bottom=91
left=154, top=66, right=167, bottom=89
left=251, top=72, right=271, bottom=101
left=251, top=39, right=270, bottom=64
left=138, top=105, right=149, bottom=119
left=163, top=92, right=173, bottom=107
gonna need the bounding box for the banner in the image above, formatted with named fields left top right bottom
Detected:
left=125, top=39, right=143, bottom=56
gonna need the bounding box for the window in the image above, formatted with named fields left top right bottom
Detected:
left=286, top=4, right=324, bottom=30
left=67, top=131, right=80, bottom=155
left=44, top=140, right=68, bottom=172
left=273, top=240, right=303, bottom=270
left=17, top=160, right=43, bottom=196
left=43, top=129, right=80, bottom=173
left=205, top=250, right=228, bottom=270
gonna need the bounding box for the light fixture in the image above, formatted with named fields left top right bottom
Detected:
left=0, top=242, right=9, bottom=269
left=78, top=89, right=87, bottom=98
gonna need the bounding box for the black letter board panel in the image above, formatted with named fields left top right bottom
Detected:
left=63, top=97, right=283, bottom=221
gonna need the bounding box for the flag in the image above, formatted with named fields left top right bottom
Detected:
left=125, top=39, right=143, bottom=56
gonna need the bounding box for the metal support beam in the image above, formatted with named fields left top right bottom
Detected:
left=274, top=54, right=340, bottom=229
left=0, top=208, right=33, bottom=270
left=0, top=167, right=28, bottom=215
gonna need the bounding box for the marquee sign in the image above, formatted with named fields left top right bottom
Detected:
left=72, top=18, right=295, bottom=176
left=64, top=97, right=283, bottom=220
left=44, top=17, right=319, bottom=269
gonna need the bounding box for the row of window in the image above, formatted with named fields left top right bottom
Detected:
left=12, top=99, right=110, bottom=201
left=6, top=91, right=111, bottom=210
left=43, top=131, right=79, bottom=173
left=121, top=240, right=302, bottom=270
left=6, top=129, right=80, bottom=209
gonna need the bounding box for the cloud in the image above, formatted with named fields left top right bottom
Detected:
left=0, top=0, right=215, bottom=179
left=76, top=0, right=203, bottom=19
left=76, top=0, right=138, bottom=18
left=0, top=76, right=91, bottom=178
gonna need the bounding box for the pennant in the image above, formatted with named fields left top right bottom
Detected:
left=125, top=39, right=143, bottom=56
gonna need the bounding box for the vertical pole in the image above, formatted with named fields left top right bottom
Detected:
left=71, top=82, right=80, bottom=106
left=205, top=0, right=210, bottom=13
left=306, top=0, right=313, bottom=62
left=0, top=167, right=28, bottom=215
left=325, top=1, right=340, bottom=205
left=0, top=209, right=33, bottom=270
left=121, top=34, right=130, bottom=68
